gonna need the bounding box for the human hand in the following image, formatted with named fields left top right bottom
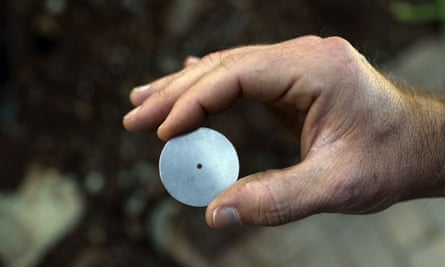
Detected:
left=123, top=36, right=445, bottom=227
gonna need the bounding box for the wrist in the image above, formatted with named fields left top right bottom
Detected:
left=402, top=91, right=445, bottom=199
left=431, top=95, right=445, bottom=195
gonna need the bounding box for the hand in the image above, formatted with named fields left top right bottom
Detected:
left=123, top=36, right=445, bottom=227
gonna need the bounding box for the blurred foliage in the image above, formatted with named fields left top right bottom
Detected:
left=392, top=0, right=445, bottom=39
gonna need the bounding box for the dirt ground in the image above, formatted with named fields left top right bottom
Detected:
left=0, top=0, right=438, bottom=266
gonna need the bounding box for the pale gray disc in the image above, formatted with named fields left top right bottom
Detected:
left=159, top=127, right=239, bottom=207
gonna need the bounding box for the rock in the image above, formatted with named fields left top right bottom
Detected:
left=84, top=171, right=105, bottom=195
left=164, top=0, right=202, bottom=36
left=44, top=0, right=67, bottom=16
left=123, top=191, right=146, bottom=217
left=146, top=199, right=210, bottom=267
left=117, top=161, right=162, bottom=196
left=121, top=0, right=144, bottom=14
left=0, top=165, right=84, bottom=267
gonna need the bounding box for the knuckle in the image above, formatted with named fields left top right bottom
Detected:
left=263, top=202, right=291, bottom=226
left=201, top=51, right=225, bottom=66
left=154, top=87, right=168, bottom=101
left=323, top=36, right=351, bottom=48
left=219, top=54, right=238, bottom=71
left=202, top=51, right=242, bottom=73
left=300, top=35, right=323, bottom=43
left=322, top=36, right=356, bottom=62
left=285, top=35, right=322, bottom=46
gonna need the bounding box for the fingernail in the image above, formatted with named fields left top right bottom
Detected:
left=124, top=106, right=141, bottom=120
left=212, top=207, right=240, bottom=228
left=132, top=84, right=150, bottom=93
left=186, top=56, right=200, bottom=61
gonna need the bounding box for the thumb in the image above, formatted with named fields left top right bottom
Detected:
left=205, top=161, right=325, bottom=228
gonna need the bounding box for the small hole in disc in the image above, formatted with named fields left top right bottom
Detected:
left=197, top=163, right=203, bottom=169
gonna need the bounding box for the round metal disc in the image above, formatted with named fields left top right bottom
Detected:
left=159, top=127, right=239, bottom=207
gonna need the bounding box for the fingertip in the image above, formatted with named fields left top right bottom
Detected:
left=123, top=105, right=141, bottom=124
left=123, top=112, right=146, bottom=134
left=122, top=115, right=130, bottom=131
left=206, top=195, right=226, bottom=228
left=205, top=207, right=215, bottom=228
left=156, top=124, right=170, bottom=142
left=208, top=206, right=241, bottom=228
left=156, top=98, right=208, bottom=141
left=205, top=180, right=247, bottom=228
left=184, top=56, right=200, bottom=67
left=132, top=84, right=151, bottom=93
left=129, top=94, right=139, bottom=106
left=156, top=121, right=199, bottom=142
left=122, top=116, right=137, bottom=133
left=123, top=102, right=167, bottom=134
left=130, top=84, right=151, bottom=106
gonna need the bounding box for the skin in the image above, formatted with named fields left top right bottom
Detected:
left=123, top=36, right=445, bottom=228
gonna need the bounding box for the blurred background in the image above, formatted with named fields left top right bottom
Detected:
left=1, top=0, right=445, bottom=267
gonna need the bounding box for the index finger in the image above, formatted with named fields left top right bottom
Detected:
left=157, top=46, right=311, bottom=140
left=123, top=46, right=267, bottom=135
left=125, top=36, right=326, bottom=140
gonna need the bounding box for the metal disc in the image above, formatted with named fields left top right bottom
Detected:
left=159, top=127, right=239, bottom=207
